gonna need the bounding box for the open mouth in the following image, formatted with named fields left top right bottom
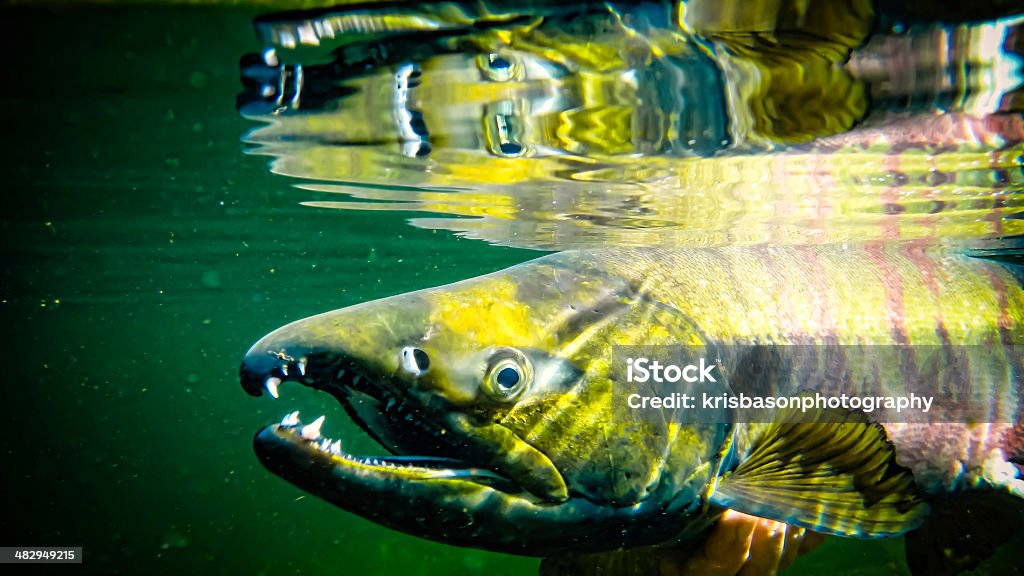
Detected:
left=263, top=409, right=516, bottom=489
left=242, top=351, right=523, bottom=493
left=238, top=318, right=665, bottom=555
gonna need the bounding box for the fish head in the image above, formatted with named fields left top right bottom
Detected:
left=240, top=251, right=722, bottom=554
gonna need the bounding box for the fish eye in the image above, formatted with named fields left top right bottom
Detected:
left=483, top=348, right=532, bottom=401
left=496, top=365, right=520, bottom=389
left=492, top=113, right=526, bottom=158
left=400, top=346, right=430, bottom=375
left=498, top=141, right=523, bottom=156
left=478, top=53, right=519, bottom=82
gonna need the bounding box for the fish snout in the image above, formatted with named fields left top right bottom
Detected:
left=239, top=305, right=410, bottom=400
left=240, top=346, right=281, bottom=397
left=239, top=326, right=321, bottom=398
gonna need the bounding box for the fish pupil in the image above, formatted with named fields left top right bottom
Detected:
left=401, top=346, right=430, bottom=374
left=496, top=366, right=520, bottom=389
left=412, top=348, right=430, bottom=371
left=498, top=142, right=523, bottom=156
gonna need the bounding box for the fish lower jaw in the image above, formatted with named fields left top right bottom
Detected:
left=268, top=410, right=508, bottom=480
left=277, top=411, right=348, bottom=460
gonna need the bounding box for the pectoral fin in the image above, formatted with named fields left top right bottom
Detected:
left=709, top=407, right=928, bottom=537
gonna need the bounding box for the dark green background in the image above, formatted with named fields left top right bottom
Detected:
left=0, top=6, right=906, bottom=574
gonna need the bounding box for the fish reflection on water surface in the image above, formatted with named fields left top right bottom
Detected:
left=238, top=0, right=1024, bottom=251
left=237, top=1, right=1024, bottom=575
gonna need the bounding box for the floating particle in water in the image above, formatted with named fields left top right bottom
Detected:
left=160, top=529, right=189, bottom=550
left=188, top=71, right=208, bottom=89
left=201, top=270, right=221, bottom=289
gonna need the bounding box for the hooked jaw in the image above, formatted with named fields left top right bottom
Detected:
left=239, top=306, right=488, bottom=475
left=239, top=294, right=574, bottom=500
left=251, top=411, right=689, bottom=555
left=239, top=301, right=694, bottom=554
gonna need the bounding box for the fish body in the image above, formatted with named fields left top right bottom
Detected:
left=240, top=245, right=1024, bottom=567
left=236, top=1, right=1024, bottom=571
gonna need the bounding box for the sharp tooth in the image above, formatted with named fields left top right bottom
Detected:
left=301, top=415, right=325, bottom=440
left=330, top=440, right=342, bottom=454
left=281, top=364, right=289, bottom=376
left=298, top=359, right=307, bottom=376
left=265, top=377, right=281, bottom=399
left=281, top=411, right=300, bottom=426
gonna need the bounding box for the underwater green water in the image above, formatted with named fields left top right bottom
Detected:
left=0, top=4, right=987, bottom=575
